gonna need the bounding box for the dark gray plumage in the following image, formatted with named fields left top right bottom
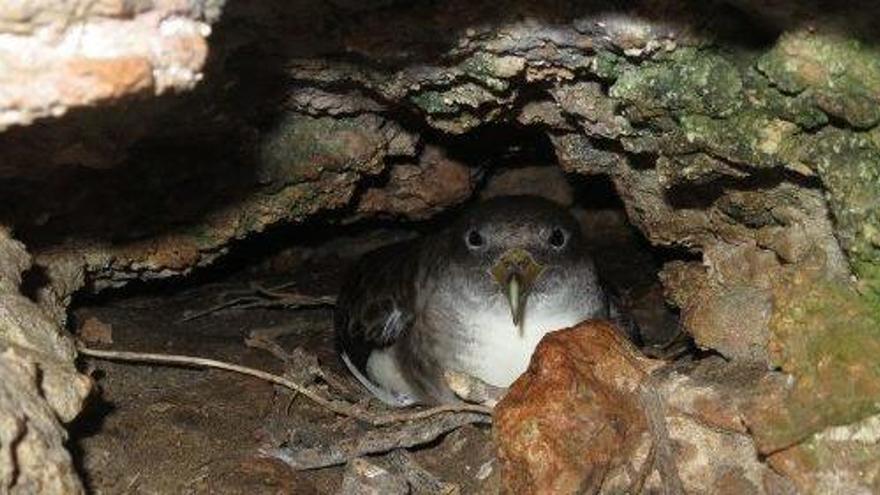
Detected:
left=335, top=195, right=634, bottom=405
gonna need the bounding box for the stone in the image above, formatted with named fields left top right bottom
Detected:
left=493, top=322, right=791, bottom=495
left=653, top=359, right=793, bottom=495
left=481, top=165, right=574, bottom=206
left=0, top=1, right=216, bottom=130
left=0, top=229, right=91, bottom=493
left=768, top=414, right=880, bottom=494
left=748, top=266, right=880, bottom=454
left=493, top=320, right=661, bottom=494
left=357, top=145, right=474, bottom=219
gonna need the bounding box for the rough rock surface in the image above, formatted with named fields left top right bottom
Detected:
left=0, top=229, right=91, bottom=493
left=0, top=0, right=222, bottom=131
left=495, top=324, right=796, bottom=495
left=494, top=321, right=660, bottom=494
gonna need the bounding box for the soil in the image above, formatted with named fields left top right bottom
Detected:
left=69, top=206, right=679, bottom=494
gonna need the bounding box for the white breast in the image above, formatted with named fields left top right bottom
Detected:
left=452, top=302, right=586, bottom=387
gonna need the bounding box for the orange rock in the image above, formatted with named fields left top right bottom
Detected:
left=61, top=57, right=155, bottom=104
left=493, top=320, right=660, bottom=495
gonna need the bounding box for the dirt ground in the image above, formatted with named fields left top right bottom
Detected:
left=70, top=207, right=680, bottom=494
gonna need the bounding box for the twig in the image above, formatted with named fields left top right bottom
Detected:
left=628, top=441, right=656, bottom=495
left=180, top=281, right=336, bottom=322
left=444, top=370, right=506, bottom=407
left=245, top=327, right=358, bottom=400
left=638, top=374, right=684, bottom=495
left=76, top=345, right=492, bottom=426
left=265, top=412, right=490, bottom=470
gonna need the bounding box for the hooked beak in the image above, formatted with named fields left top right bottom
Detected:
left=490, top=248, right=545, bottom=328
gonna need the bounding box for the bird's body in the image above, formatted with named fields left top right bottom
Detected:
left=335, top=196, right=626, bottom=406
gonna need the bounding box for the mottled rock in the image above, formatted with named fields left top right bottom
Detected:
left=494, top=323, right=792, bottom=495
left=550, top=81, right=631, bottom=139
left=748, top=266, right=880, bottom=454
left=653, top=359, right=795, bottom=495
left=768, top=414, right=880, bottom=494
left=494, top=321, right=660, bottom=494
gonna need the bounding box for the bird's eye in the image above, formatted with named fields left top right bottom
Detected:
left=465, top=229, right=484, bottom=249
left=548, top=227, right=567, bottom=248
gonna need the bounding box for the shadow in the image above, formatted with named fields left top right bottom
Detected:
left=664, top=164, right=823, bottom=210
left=19, top=264, right=51, bottom=302
left=65, top=382, right=118, bottom=493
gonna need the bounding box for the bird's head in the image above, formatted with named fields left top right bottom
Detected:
left=448, top=195, right=588, bottom=328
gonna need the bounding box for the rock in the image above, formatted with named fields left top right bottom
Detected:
left=481, top=165, right=574, bottom=206
left=494, top=322, right=794, bottom=495
left=493, top=320, right=661, bottom=494
left=768, top=413, right=880, bottom=494
left=0, top=1, right=217, bottom=130
left=656, top=359, right=793, bottom=495
left=0, top=350, right=85, bottom=494
left=747, top=265, right=880, bottom=454
left=357, top=145, right=475, bottom=219
left=0, top=229, right=91, bottom=493
left=683, top=284, right=773, bottom=363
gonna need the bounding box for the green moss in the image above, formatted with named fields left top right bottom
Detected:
left=743, top=69, right=829, bottom=130
left=758, top=32, right=880, bottom=128
left=410, top=90, right=458, bottom=114
left=610, top=48, right=744, bottom=120
left=460, top=53, right=524, bottom=92
left=410, top=82, right=498, bottom=116
left=751, top=274, right=880, bottom=450
left=799, top=128, right=880, bottom=269
left=678, top=111, right=799, bottom=168
left=591, top=50, right=627, bottom=81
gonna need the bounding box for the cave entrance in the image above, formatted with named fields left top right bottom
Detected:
left=69, top=125, right=683, bottom=493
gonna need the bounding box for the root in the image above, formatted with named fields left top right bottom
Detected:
left=180, top=281, right=336, bottom=322
left=264, top=412, right=490, bottom=470
left=245, top=326, right=358, bottom=400
left=386, top=449, right=460, bottom=494
left=638, top=373, right=685, bottom=495
left=77, top=345, right=491, bottom=427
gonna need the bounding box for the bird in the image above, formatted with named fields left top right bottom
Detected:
left=334, top=195, right=637, bottom=406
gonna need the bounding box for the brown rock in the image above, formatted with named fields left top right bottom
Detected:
left=481, top=165, right=574, bottom=207
left=683, top=285, right=773, bottom=363
left=655, top=359, right=795, bottom=495
left=493, top=320, right=660, bottom=495
left=357, top=145, right=474, bottom=219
